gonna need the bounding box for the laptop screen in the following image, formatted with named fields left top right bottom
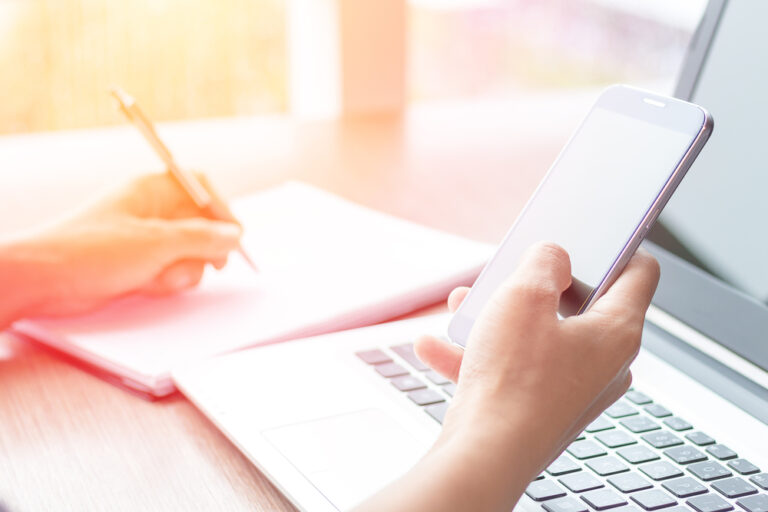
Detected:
left=648, top=1, right=768, bottom=306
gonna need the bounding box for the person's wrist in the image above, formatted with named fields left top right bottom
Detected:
left=0, top=232, right=65, bottom=324
left=438, top=388, right=562, bottom=483
left=423, top=411, right=534, bottom=510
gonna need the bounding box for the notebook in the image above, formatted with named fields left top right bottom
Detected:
left=13, top=182, right=493, bottom=398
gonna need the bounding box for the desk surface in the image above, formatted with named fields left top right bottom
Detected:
left=0, top=91, right=593, bottom=511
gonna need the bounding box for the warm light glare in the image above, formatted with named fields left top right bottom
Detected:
left=0, top=0, right=707, bottom=133
left=288, top=0, right=341, bottom=118
left=0, top=0, right=286, bottom=135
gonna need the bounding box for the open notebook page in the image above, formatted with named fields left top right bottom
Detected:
left=14, top=182, right=492, bottom=396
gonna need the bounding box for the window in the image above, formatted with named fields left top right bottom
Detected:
left=408, top=0, right=707, bottom=101
left=0, top=0, right=286, bottom=134
left=1, top=0, right=709, bottom=134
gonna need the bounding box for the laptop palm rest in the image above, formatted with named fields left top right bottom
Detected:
left=263, top=409, right=425, bottom=510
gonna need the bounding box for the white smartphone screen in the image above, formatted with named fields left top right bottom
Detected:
left=449, top=86, right=710, bottom=346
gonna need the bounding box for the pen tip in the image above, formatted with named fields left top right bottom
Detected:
left=239, top=248, right=260, bottom=273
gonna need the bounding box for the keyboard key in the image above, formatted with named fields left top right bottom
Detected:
left=707, top=445, right=738, bottom=461
left=596, top=430, right=638, bottom=448
left=355, top=349, right=391, bottom=365
left=711, top=477, right=758, bottom=498
left=664, top=418, right=693, bottom=431
left=390, top=344, right=429, bottom=371
left=686, top=432, right=716, bottom=446
left=407, top=388, right=445, bottom=406
left=587, top=457, right=630, bottom=476
left=375, top=362, right=409, bottom=378
left=581, top=489, right=628, bottom=510
left=559, top=471, right=604, bottom=492
left=442, top=383, right=456, bottom=397
left=526, top=480, right=567, bottom=501
left=587, top=416, right=616, bottom=433
left=662, top=477, right=708, bottom=498
left=617, top=445, right=660, bottom=465
left=737, top=494, right=768, bottom=512
left=665, top=446, right=707, bottom=465
left=625, top=391, right=653, bottom=405
left=688, top=461, right=732, bottom=481
left=608, top=472, right=653, bottom=493
left=645, top=404, right=673, bottom=418
left=686, top=494, right=734, bottom=512
left=390, top=375, right=426, bottom=391
left=749, top=473, right=768, bottom=490
left=568, top=440, right=608, bottom=460
left=544, top=497, right=590, bottom=512
left=640, top=461, right=684, bottom=481
left=548, top=455, right=582, bottom=476
left=642, top=432, right=684, bottom=449
left=631, top=489, right=677, bottom=510
left=729, top=460, right=760, bottom=476
left=424, top=402, right=449, bottom=423
left=606, top=402, right=639, bottom=418
left=424, top=369, right=451, bottom=385
left=622, top=416, right=661, bottom=433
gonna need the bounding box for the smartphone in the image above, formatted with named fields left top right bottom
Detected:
left=448, top=85, right=713, bottom=346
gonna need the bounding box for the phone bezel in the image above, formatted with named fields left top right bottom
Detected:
left=448, top=85, right=713, bottom=347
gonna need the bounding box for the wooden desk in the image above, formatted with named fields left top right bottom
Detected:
left=0, top=90, right=594, bottom=511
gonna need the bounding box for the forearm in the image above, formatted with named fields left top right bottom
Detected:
left=0, top=234, right=60, bottom=330
left=356, top=420, right=537, bottom=512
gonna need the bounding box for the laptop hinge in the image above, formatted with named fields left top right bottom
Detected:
left=645, top=304, right=768, bottom=392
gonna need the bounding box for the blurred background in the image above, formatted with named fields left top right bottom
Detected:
left=1, top=0, right=705, bottom=135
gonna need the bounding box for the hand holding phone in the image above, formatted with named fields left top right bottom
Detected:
left=448, top=85, right=712, bottom=346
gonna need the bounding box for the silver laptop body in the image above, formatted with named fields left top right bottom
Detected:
left=174, top=2, right=768, bottom=510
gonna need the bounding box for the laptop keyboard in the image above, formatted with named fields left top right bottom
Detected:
left=355, top=344, right=768, bottom=512
left=355, top=344, right=455, bottom=423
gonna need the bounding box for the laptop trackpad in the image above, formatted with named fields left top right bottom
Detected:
left=263, top=409, right=426, bottom=510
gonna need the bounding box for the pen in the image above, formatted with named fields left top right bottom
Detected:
left=110, top=87, right=258, bottom=273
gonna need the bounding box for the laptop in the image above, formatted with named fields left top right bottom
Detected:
left=173, top=1, right=768, bottom=510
